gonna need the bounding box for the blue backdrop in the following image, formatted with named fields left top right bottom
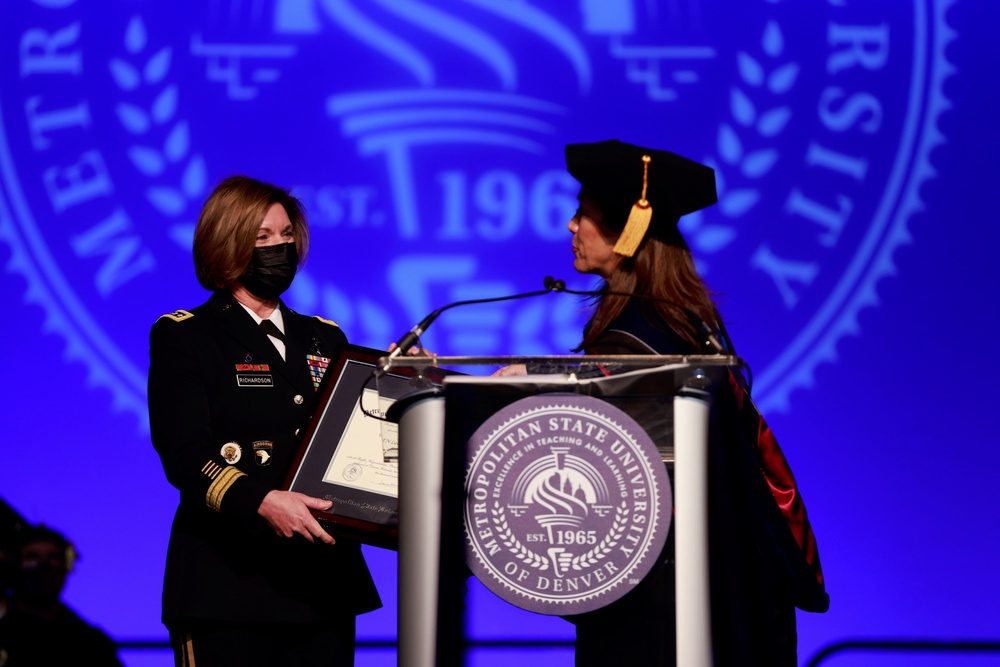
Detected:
left=2, top=1, right=998, bottom=665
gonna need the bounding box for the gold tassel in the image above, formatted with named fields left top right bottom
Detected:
left=613, top=154, right=653, bottom=257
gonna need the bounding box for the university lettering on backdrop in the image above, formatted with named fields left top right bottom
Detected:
left=0, top=0, right=955, bottom=431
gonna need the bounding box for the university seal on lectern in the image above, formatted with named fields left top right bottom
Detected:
left=464, top=394, right=671, bottom=615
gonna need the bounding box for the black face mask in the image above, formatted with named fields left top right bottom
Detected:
left=13, top=563, right=66, bottom=606
left=0, top=559, right=13, bottom=599
left=239, top=242, right=298, bottom=300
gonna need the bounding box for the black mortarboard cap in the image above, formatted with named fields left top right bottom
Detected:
left=565, top=139, right=717, bottom=256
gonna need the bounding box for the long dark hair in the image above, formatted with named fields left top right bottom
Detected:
left=576, top=224, right=720, bottom=352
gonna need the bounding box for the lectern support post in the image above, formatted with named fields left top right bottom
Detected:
left=674, top=388, right=713, bottom=667
left=395, top=393, right=446, bottom=667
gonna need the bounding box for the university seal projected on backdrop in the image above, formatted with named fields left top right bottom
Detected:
left=0, top=1, right=956, bottom=432
left=464, top=394, right=670, bottom=614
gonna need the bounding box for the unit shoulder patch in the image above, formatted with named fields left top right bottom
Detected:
left=158, top=309, right=195, bottom=323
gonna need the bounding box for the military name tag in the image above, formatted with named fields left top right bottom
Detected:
left=236, top=374, right=274, bottom=387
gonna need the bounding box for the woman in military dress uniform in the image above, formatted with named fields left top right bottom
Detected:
left=147, top=176, right=381, bottom=666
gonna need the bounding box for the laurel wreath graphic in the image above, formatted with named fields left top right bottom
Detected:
left=109, top=15, right=207, bottom=236
left=490, top=500, right=631, bottom=573
left=569, top=502, right=628, bottom=570
left=492, top=502, right=549, bottom=570
left=0, top=2, right=956, bottom=448
left=683, top=20, right=796, bottom=257
left=718, top=20, right=795, bottom=211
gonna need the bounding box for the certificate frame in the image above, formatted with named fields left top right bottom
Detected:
left=283, top=344, right=447, bottom=550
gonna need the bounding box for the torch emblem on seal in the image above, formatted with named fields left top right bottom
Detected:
left=508, top=446, right=615, bottom=578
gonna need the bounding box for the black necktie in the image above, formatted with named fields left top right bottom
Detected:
left=259, top=319, right=285, bottom=343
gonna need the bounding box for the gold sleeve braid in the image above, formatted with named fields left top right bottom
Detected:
left=203, top=460, right=247, bottom=512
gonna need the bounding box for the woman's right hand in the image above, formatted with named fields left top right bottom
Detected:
left=387, top=342, right=436, bottom=357
left=493, top=364, right=527, bottom=377
left=258, top=490, right=336, bottom=544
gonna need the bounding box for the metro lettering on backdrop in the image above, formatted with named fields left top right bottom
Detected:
left=0, top=1, right=953, bottom=428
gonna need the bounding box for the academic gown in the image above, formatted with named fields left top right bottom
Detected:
left=568, top=301, right=827, bottom=667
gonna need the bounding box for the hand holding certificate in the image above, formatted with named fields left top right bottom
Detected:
left=283, top=345, right=449, bottom=549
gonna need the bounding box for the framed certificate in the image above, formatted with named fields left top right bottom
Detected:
left=283, top=344, right=447, bottom=550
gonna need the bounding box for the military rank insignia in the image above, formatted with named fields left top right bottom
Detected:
left=306, top=354, right=330, bottom=391
left=158, top=309, right=194, bottom=322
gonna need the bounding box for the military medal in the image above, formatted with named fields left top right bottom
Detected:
left=306, top=354, right=331, bottom=391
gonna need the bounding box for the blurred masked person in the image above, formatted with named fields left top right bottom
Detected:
left=0, top=525, right=122, bottom=667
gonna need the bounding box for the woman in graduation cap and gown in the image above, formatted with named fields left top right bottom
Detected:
left=147, top=176, right=381, bottom=667
left=545, top=140, right=828, bottom=666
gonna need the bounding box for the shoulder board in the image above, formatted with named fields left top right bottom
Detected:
left=158, top=309, right=195, bottom=323
left=312, top=315, right=340, bottom=328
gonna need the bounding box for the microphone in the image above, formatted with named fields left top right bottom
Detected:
left=543, top=276, right=566, bottom=292
left=544, top=276, right=727, bottom=354
left=377, top=280, right=561, bottom=376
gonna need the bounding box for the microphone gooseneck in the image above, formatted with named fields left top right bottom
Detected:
left=544, top=276, right=726, bottom=354
left=377, top=276, right=735, bottom=385
left=376, top=280, right=562, bottom=376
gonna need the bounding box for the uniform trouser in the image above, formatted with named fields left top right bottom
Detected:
left=169, top=618, right=356, bottom=667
